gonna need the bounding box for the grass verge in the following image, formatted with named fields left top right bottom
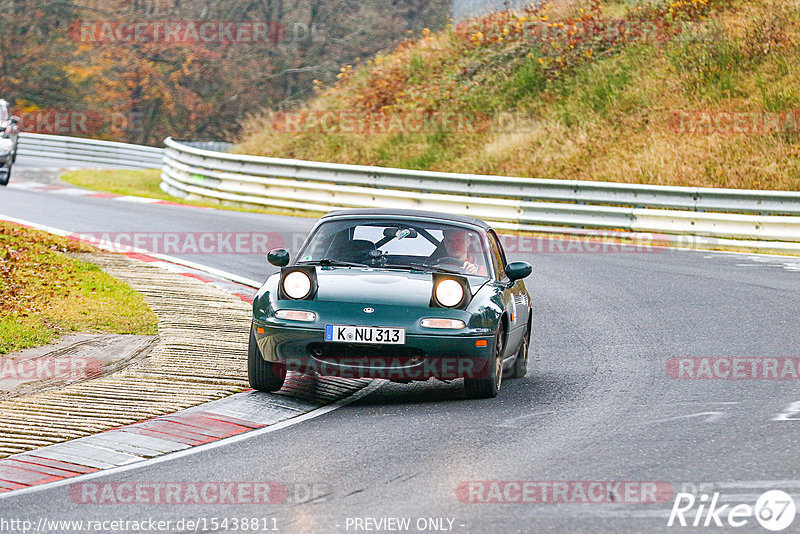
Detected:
left=61, top=169, right=170, bottom=199
left=0, top=222, right=158, bottom=355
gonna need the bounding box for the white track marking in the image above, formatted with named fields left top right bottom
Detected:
left=645, top=411, right=726, bottom=424
left=632, top=401, right=740, bottom=406
left=773, top=401, right=800, bottom=421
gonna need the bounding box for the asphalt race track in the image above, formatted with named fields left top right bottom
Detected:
left=1, top=169, right=799, bottom=533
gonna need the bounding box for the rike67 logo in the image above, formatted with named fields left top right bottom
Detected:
left=668, top=490, right=796, bottom=531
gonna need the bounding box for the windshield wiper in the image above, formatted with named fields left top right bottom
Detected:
left=384, top=262, right=464, bottom=275
left=299, top=258, right=368, bottom=268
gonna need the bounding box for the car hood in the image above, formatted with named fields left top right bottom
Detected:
left=313, top=267, right=488, bottom=306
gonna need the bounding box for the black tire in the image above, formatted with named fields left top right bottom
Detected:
left=248, top=325, right=286, bottom=392
left=508, top=319, right=531, bottom=378
left=464, top=327, right=504, bottom=399
left=510, top=319, right=531, bottom=379
left=0, top=164, right=9, bottom=187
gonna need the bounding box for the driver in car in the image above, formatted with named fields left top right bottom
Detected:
left=439, top=229, right=487, bottom=275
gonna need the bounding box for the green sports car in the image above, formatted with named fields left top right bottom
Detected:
left=249, top=209, right=532, bottom=399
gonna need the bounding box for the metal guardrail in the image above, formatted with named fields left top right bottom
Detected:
left=17, top=133, right=163, bottom=169
left=173, top=139, right=234, bottom=153
left=160, top=137, right=800, bottom=250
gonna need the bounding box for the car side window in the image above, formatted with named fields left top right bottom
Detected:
left=488, top=232, right=506, bottom=280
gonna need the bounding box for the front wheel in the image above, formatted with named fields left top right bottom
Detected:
left=248, top=326, right=286, bottom=392
left=464, top=327, right=504, bottom=399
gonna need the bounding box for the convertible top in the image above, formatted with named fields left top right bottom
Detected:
left=321, top=209, right=492, bottom=231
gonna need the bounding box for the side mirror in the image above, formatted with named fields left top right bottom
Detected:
left=505, top=261, right=532, bottom=282
left=9, top=116, right=19, bottom=125
left=267, top=248, right=290, bottom=267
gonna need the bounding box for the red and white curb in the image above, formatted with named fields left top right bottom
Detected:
left=0, top=379, right=378, bottom=497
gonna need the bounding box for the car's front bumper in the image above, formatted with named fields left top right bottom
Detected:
left=252, top=322, right=495, bottom=380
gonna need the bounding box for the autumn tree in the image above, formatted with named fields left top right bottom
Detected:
left=1, top=0, right=449, bottom=144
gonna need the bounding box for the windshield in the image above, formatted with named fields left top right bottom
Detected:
left=296, top=218, right=490, bottom=277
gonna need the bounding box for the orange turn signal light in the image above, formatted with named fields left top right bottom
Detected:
left=256, top=327, right=265, bottom=334
left=476, top=339, right=488, bottom=347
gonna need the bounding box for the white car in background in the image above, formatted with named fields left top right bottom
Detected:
left=0, top=99, right=20, bottom=186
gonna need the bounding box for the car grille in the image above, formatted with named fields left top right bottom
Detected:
left=307, top=342, right=425, bottom=362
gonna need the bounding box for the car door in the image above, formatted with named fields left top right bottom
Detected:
left=487, top=230, right=526, bottom=357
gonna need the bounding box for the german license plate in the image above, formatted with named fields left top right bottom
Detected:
left=325, top=325, right=405, bottom=345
